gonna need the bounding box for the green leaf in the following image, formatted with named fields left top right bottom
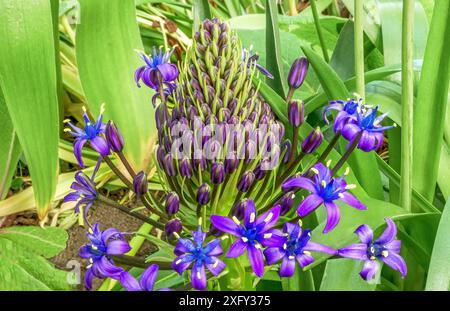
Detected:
left=76, top=0, right=156, bottom=170
left=193, top=0, right=212, bottom=31
left=0, top=88, right=21, bottom=199
left=0, top=0, right=60, bottom=218
left=425, top=196, right=450, bottom=290
left=319, top=258, right=378, bottom=291
left=412, top=1, right=450, bottom=200
left=265, top=0, right=286, bottom=97
left=0, top=226, right=68, bottom=258
left=0, top=239, right=69, bottom=290
left=281, top=268, right=315, bottom=291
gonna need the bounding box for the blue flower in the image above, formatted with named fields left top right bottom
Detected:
left=64, top=105, right=109, bottom=168
left=119, top=264, right=161, bottom=291
left=342, top=105, right=396, bottom=152
left=338, top=218, right=407, bottom=281
left=79, top=224, right=131, bottom=290
left=242, top=47, right=274, bottom=79
left=210, top=200, right=285, bottom=278
left=282, top=163, right=366, bottom=233
left=135, top=47, right=179, bottom=91
left=63, top=171, right=97, bottom=218
left=322, top=98, right=361, bottom=133
left=264, top=221, right=336, bottom=277
left=171, top=224, right=226, bottom=290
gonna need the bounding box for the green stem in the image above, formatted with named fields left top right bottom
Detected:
left=287, top=126, right=299, bottom=165
left=104, top=157, right=134, bottom=189
left=111, top=254, right=172, bottom=270
left=310, top=0, right=330, bottom=63
left=288, top=0, right=298, bottom=16
left=315, top=131, right=341, bottom=165
left=117, top=151, right=136, bottom=178
left=330, top=131, right=362, bottom=176
left=400, top=0, right=414, bottom=212
left=354, top=0, right=365, bottom=97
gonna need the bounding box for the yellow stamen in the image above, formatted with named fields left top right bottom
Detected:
left=264, top=233, right=272, bottom=239
left=338, top=193, right=344, bottom=198
left=198, top=217, right=202, bottom=226
left=311, top=168, right=319, bottom=175
left=345, top=184, right=357, bottom=190
left=370, top=256, right=376, bottom=260
left=213, top=261, right=219, bottom=268
left=254, top=243, right=262, bottom=249
left=241, top=237, right=248, bottom=242
left=283, top=243, right=287, bottom=250
left=264, top=212, right=273, bottom=223
left=249, top=212, right=255, bottom=223
left=288, top=255, right=295, bottom=260
left=63, top=128, right=71, bottom=133
left=173, top=232, right=180, bottom=239
left=393, top=123, right=397, bottom=127
left=197, top=272, right=201, bottom=279
left=176, top=259, right=182, bottom=265
left=63, top=119, right=71, bottom=123
left=82, top=106, right=87, bottom=112
left=326, top=160, right=332, bottom=167
left=232, top=216, right=240, bottom=225
left=100, top=103, right=105, bottom=114
left=86, top=264, right=92, bottom=269
left=303, top=251, right=311, bottom=255
left=321, top=180, right=326, bottom=187
left=298, top=219, right=303, bottom=227
left=221, top=235, right=229, bottom=241
left=88, top=227, right=93, bottom=234
left=381, top=250, right=389, bottom=258
left=91, top=245, right=98, bottom=250
left=344, top=167, right=350, bottom=175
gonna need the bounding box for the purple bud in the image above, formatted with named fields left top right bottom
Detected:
left=281, top=139, right=292, bottom=164
left=301, top=127, right=323, bottom=154
left=193, top=155, right=207, bottom=171
left=288, top=57, right=309, bottom=89
left=208, top=224, right=224, bottom=237
left=196, top=183, right=211, bottom=205
left=232, top=200, right=248, bottom=219
left=244, top=140, right=257, bottom=164
left=211, top=162, right=225, bottom=184
left=133, top=171, right=148, bottom=196
left=180, top=158, right=193, bottom=178
left=224, top=152, right=239, bottom=174
left=165, top=218, right=182, bottom=237
left=276, top=191, right=296, bottom=215
left=164, top=154, right=176, bottom=176
left=157, top=146, right=165, bottom=169
left=237, top=171, right=255, bottom=192
left=288, top=100, right=305, bottom=128
left=253, top=163, right=266, bottom=180
left=165, top=192, right=180, bottom=215
left=105, top=121, right=124, bottom=153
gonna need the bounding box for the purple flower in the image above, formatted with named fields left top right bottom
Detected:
left=210, top=201, right=284, bottom=277
left=135, top=47, right=178, bottom=91
left=64, top=171, right=97, bottom=218
left=172, top=224, right=226, bottom=290
left=342, top=105, right=396, bottom=152
left=288, top=57, right=309, bottom=89
left=322, top=98, right=361, bottom=133
left=119, top=264, right=160, bottom=291
left=64, top=106, right=109, bottom=168
left=165, top=192, right=180, bottom=215
left=282, top=163, right=366, bottom=233
left=242, top=47, right=274, bottom=79
left=165, top=218, right=182, bottom=237
left=264, top=221, right=336, bottom=277
left=79, top=224, right=131, bottom=290
left=338, top=218, right=407, bottom=281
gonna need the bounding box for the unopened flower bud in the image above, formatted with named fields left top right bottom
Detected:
left=165, top=219, right=182, bottom=237
left=225, top=152, right=239, bottom=174
left=164, top=154, right=176, bottom=176
left=133, top=171, right=148, bottom=196
left=288, top=100, right=305, bottom=128
left=196, top=183, right=211, bottom=205
left=180, top=158, right=193, bottom=178
left=276, top=191, right=296, bottom=215
left=288, top=57, right=309, bottom=89
left=105, top=121, right=124, bottom=153
left=211, top=162, right=225, bottom=184
left=232, top=200, right=248, bottom=219
left=165, top=192, right=180, bottom=215
left=301, top=127, right=323, bottom=154
left=281, top=139, right=292, bottom=164
left=237, top=171, right=255, bottom=192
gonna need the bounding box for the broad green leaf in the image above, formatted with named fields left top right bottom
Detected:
left=319, top=258, right=378, bottom=291
left=76, top=0, right=156, bottom=170
left=0, top=88, right=21, bottom=199
left=281, top=268, right=315, bottom=291
left=0, top=226, right=68, bottom=258
left=193, top=0, right=212, bottom=31
left=412, top=1, right=450, bottom=200
left=302, top=45, right=384, bottom=199
left=426, top=197, right=450, bottom=290
left=0, top=0, right=60, bottom=219
left=265, top=0, right=286, bottom=97
left=0, top=239, right=69, bottom=290
left=438, top=143, right=450, bottom=199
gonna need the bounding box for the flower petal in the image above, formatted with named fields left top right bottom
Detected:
left=203, top=239, right=223, bottom=257
left=338, top=243, right=368, bottom=260
left=256, top=205, right=281, bottom=232
left=384, top=240, right=401, bottom=253
left=304, top=242, right=337, bottom=255
left=210, top=215, right=240, bottom=236
left=279, top=256, right=296, bottom=277
left=376, top=218, right=397, bottom=245
left=264, top=247, right=286, bottom=265
left=90, top=136, right=110, bottom=157
left=323, top=201, right=341, bottom=233
left=157, top=63, right=179, bottom=82
left=297, top=194, right=323, bottom=217
left=354, top=224, right=373, bottom=245
left=74, top=139, right=87, bottom=168
left=205, top=257, right=226, bottom=276
left=172, top=254, right=195, bottom=274
left=84, top=269, right=94, bottom=290
left=339, top=192, right=367, bottom=210
left=281, top=176, right=316, bottom=193
left=96, top=256, right=124, bottom=278
left=243, top=199, right=257, bottom=228
left=247, top=244, right=265, bottom=278
left=226, top=239, right=248, bottom=258
left=119, top=271, right=141, bottom=291
left=258, top=228, right=287, bottom=247
left=139, top=264, right=159, bottom=291
left=296, top=253, right=315, bottom=268
left=191, top=263, right=207, bottom=290
left=360, top=259, right=380, bottom=281
left=174, top=238, right=195, bottom=256
left=106, top=240, right=131, bottom=255
left=380, top=252, right=407, bottom=278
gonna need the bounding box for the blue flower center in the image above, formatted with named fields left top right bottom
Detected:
left=358, top=107, right=379, bottom=130
left=84, top=122, right=99, bottom=139
left=316, top=179, right=343, bottom=202
left=367, top=243, right=384, bottom=258
left=343, top=101, right=358, bottom=114
left=285, top=229, right=311, bottom=256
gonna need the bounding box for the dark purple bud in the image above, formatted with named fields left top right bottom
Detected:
left=281, top=139, right=292, bottom=164
left=165, top=192, right=180, bottom=215
left=193, top=155, right=207, bottom=171
left=211, top=162, right=225, bottom=184
left=165, top=218, right=182, bottom=237
left=288, top=100, right=305, bottom=128
left=180, top=158, right=193, bottom=178
left=208, top=224, right=224, bottom=237
left=157, top=146, right=165, bottom=169
left=232, top=200, right=248, bottom=219
left=244, top=140, right=257, bottom=164
left=224, top=152, right=239, bottom=174
left=164, top=154, right=176, bottom=176
left=196, top=183, right=211, bottom=205
left=105, top=121, right=124, bottom=153
left=276, top=191, right=296, bottom=215
left=288, top=57, right=309, bottom=89
left=237, top=171, right=255, bottom=192
left=253, top=163, right=267, bottom=180
left=301, top=127, right=323, bottom=154
left=133, top=171, right=148, bottom=196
